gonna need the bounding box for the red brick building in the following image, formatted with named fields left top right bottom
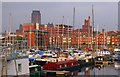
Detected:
left=16, top=17, right=119, bottom=49
left=72, top=16, right=92, bottom=37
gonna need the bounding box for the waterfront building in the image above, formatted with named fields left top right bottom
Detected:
left=72, top=16, right=92, bottom=37
left=16, top=23, right=49, bottom=49
left=15, top=13, right=119, bottom=50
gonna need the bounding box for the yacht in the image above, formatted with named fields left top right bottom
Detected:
left=113, top=48, right=120, bottom=69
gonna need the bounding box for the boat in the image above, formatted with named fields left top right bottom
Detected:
left=42, top=59, right=79, bottom=71
left=114, top=61, right=120, bottom=69
left=34, top=50, right=73, bottom=66
left=94, top=55, right=113, bottom=65
left=113, top=48, right=120, bottom=69
left=78, top=52, right=94, bottom=67
left=29, top=65, right=44, bottom=77
left=98, top=49, right=111, bottom=56
left=72, top=49, right=86, bottom=60
left=112, top=48, right=120, bottom=61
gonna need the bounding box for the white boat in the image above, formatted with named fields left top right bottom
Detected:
left=114, top=48, right=120, bottom=55
left=98, top=49, right=111, bottom=56
left=114, top=62, right=120, bottom=69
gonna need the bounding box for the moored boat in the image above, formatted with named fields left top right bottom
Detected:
left=94, top=55, right=113, bottom=65
left=78, top=53, right=94, bottom=67
left=29, top=65, right=44, bottom=77
left=42, top=59, right=79, bottom=71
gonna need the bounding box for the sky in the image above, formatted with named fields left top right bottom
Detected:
left=1, top=1, right=119, bottom=32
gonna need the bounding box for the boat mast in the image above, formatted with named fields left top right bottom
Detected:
left=50, top=27, right=52, bottom=49
left=30, top=24, right=32, bottom=49
left=73, top=7, right=75, bottom=29
left=73, top=7, right=75, bottom=48
left=9, top=13, right=12, bottom=35
left=62, top=16, right=64, bottom=49
left=36, top=23, right=39, bottom=50
left=67, top=16, right=70, bottom=49
left=97, top=25, right=99, bottom=49
left=57, top=24, right=59, bottom=48
left=103, top=25, right=106, bottom=49
left=92, top=4, right=95, bottom=51
left=88, top=16, right=90, bottom=48
left=78, top=25, right=79, bottom=48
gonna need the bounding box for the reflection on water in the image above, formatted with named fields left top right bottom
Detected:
left=70, top=64, right=120, bottom=77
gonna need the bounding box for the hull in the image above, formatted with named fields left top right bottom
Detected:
left=43, top=60, right=79, bottom=71
left=34, top=60, right=48, bottom=66
left=78, top=58, right=94, bottom=67
left=94, top=56, right=113, bottom=65
left=114, top=56, right=120, bottom=69
left=114, top=62, right=120, bottom=69
left=59, top=64, right=80, bottom=72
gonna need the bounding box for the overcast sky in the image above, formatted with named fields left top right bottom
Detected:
left=2, top=2, right=118, bottom=32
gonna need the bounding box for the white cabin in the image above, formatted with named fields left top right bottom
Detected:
left=98, top=49, right=111, bottom=56
left=7, top=56, right=29, bottom=75
left=114, top=48, right=120, bottom=55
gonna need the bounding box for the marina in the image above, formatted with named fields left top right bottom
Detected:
left=0, top=47, right=120, bottom=77
left=1, top=2, right=120, bottom=77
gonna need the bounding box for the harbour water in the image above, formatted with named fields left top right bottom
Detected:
left=70, top=64, right=120, bottom=77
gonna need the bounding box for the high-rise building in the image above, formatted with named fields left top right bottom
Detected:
left=31, top=10, right=41, bottom=25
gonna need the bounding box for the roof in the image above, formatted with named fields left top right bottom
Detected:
left=7, top=56, right=28, bottom=61
left=29, top=65, right=39, bottom=68
left=56, top=60, right=77, bottom=65
left=0, top=36, right=5, bottom=40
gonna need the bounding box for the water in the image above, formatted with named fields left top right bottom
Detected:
left=70, top=64, right=120, bottom=77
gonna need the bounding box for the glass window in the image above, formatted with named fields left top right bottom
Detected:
left=18, top=64, right=22, bottom=72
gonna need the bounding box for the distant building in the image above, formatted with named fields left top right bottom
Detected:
left=31, top=10, right=41, bottom=25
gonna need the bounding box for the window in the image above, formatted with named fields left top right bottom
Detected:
left=18, top=64, right=22, bottom=72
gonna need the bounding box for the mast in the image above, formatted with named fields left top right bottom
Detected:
left=96, top=25, right=99, bottom=49
left=80, top=32, right=81, bottom=48
left=9, top=13, right=12, bottom=34
left=36, top=23, right=39, bottom=50
left=50, top=27, right=52, bottom=49
left=88, top=16, right=90, bottom=48
left=67, top=16, right=70, bottom=49
left=62, top=16, right=64, bottom=49
left=57, top=24, right=59, bottom=48
left=92, top=4, right=95, bottom=51
left=30, top=24, right=32, bottom=49
left=73, top=7, right=75, bottom=48
left=103, top=25, right=106, bottom=49
left=78, top=27, right=79, bottom=48
left=73, top=7, right=75, bottom=28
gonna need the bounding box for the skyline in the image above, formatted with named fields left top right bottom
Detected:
left=2, top=2, right=118, bottom=32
